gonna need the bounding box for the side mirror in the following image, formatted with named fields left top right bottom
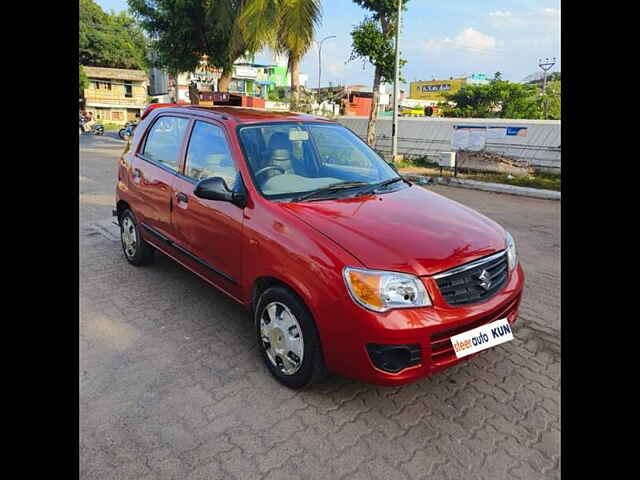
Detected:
left=194, top=177, right=247, bottom=208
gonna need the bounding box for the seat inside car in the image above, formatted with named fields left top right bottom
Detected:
left=263, top=131, right=318, bottom=179
left=266, top=132, right=295, bottom=174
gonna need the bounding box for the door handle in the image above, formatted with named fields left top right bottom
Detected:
left=176, top=192, right=188, bottom=203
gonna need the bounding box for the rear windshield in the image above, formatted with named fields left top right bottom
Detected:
left=237, top=122, right=399, bottom=199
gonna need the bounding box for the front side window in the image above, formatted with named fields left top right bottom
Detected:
left=184, top=121, right=240, bottom=189
left=142, top=116, right=189, bottom=171
left=238, top=122, right=400, bottom=200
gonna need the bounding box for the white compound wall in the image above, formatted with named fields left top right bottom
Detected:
left=337, top=116, right=561, bottom=171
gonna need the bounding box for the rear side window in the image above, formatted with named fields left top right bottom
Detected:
left=142, top=116, right=189, bottom=171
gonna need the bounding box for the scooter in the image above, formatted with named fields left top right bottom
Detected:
left=81, top=122, right=104, bottom=136
left=118, top=121, right=137, bottom=140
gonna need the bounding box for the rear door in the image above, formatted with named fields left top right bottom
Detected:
left=171, top=119, right=246, bottom=299
left=131, top=114, right=190, bottom=241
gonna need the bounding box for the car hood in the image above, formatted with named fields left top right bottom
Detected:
left=281, top=185, right=507, bottom=276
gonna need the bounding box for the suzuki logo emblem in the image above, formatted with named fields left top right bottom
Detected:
left=478, top=269, right=492, bottom=290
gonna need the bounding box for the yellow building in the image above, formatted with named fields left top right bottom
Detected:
left=409, top=78, right=465, bottom=101
left=82, top=66, right=149, bottom=124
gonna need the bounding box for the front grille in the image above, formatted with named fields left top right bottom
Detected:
left=435, top=251, right=508, bottom=306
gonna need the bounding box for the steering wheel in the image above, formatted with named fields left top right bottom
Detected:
left=255, top=165, right=285, bottom=181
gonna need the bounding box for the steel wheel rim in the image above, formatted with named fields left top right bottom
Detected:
left=121, top=216, right=137, bottom=258
left=260, top=302, right=304, bottom=375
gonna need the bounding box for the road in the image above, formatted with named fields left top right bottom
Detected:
left=79, top=133, right=560, bottom=480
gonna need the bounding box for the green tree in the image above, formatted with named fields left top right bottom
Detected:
left=128, top=0, right=257, bottom=95
left=441, top=73, right=543, bottom=119
left=130, top=0, right=320, bottom=104
left=238, top=0, right=321, bottom=109
left=277, top=0, right=321, bottom=109
left=79, top=65, right=89, bottom=98
left=79, top=0, right=148, bottom=70
left=540, top=80, right=561, bottom=119
left=348, top=0, right=409, bottom=147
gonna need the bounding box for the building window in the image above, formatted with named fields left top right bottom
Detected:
left=124, top=81, right=133, bottom=98
left=111, top=111, right=124, bottom=121
left=93, top=80, right=112, bottom=90
left=229, top=79, right=245, bottom=94
left=95, top=108, right=109, bottom=120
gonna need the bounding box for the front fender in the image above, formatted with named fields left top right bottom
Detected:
left=242, top=201, right=362, bottom=334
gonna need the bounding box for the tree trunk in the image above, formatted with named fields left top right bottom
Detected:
left=218, top=70, right=232, bottom=92
left=172, top=70, right=180, bottom=103
left=290, top=57, right=300, bottom=110
left=368, top=13, right=392, bottom=148
left=366, top=67, right=382, bottom=147
left=189, top=83, right=200, bottom=105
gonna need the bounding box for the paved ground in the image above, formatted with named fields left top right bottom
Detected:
left=79, top=134, right=560, bottom=480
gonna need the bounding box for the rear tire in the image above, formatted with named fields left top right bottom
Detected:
left=119, top=209, right=154, bottom=266
left=255, top=285, right=327, bottom=389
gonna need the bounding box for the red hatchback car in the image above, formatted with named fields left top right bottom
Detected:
left=114, top=105, right=524, bottom=388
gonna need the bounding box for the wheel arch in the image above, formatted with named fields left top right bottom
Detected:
left=116, top=200, right=131, bottom=223
left=251, top=274, right=329, bottom=377
left=251, top=276, right=307, bottom=314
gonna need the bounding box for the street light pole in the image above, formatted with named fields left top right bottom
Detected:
left=391, top=0, right=402, bottom=162
left=538, top=57, right=556, bottom=119
left=317, top=35, right=336, bottom=106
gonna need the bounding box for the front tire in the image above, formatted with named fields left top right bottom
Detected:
left=119, top=209, right=154, bottom=266
left=255, top=286, right=327, bottom=389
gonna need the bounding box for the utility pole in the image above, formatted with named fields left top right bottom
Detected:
left=538, top=57, right=556, bottom=119
left=317, top=35, right=336, bottom=107
left=391, top=0, right=402, bottom=162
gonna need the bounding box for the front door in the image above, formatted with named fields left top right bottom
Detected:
left=132, top=114, right=190, bottom=240
left=171, top=119, right=245, bottom=299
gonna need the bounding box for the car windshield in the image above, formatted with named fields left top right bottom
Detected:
left=237, top=122, right=401, bottom=200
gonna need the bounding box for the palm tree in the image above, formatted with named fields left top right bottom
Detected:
left=239, top=0, right=321, bottom=108
left=277, top=0, right=321, bottom=108
left=215, top=0, right=256, bottom=92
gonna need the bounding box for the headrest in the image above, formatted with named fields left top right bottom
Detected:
left=268, top=132, right=291, bottom=152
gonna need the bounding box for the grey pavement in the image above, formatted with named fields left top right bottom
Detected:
left=79, top=135, right=560, bottom=480
left=404, top=175, right=561, bottom=201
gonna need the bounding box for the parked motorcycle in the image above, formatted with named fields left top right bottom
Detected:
left=81, top=122, right=104, bottom=136
left=118, top=121, right=137, bottom=140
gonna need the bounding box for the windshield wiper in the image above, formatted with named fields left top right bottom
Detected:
left=358, top=176, right=405, bottom=195
left=291, top=181, right=370, bottom=202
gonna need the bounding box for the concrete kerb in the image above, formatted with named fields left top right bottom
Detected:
left=403, top=174, right=561, bottom=201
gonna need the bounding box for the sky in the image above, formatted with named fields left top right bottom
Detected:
left=95, top=0, right=560, bottom=88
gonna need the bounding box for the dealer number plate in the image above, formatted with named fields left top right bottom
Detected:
left=450, top=318, right=513, bottom=359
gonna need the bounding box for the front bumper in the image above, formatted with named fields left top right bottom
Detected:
left=316, top=263, right=525, bottom=386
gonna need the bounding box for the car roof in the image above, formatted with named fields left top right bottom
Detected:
left=143, top=104, right=335, bottom=126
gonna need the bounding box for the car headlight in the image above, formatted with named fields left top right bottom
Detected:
left=506, top=231, right=517, bottom=271
left=343, top=267, right=432, bottom=312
